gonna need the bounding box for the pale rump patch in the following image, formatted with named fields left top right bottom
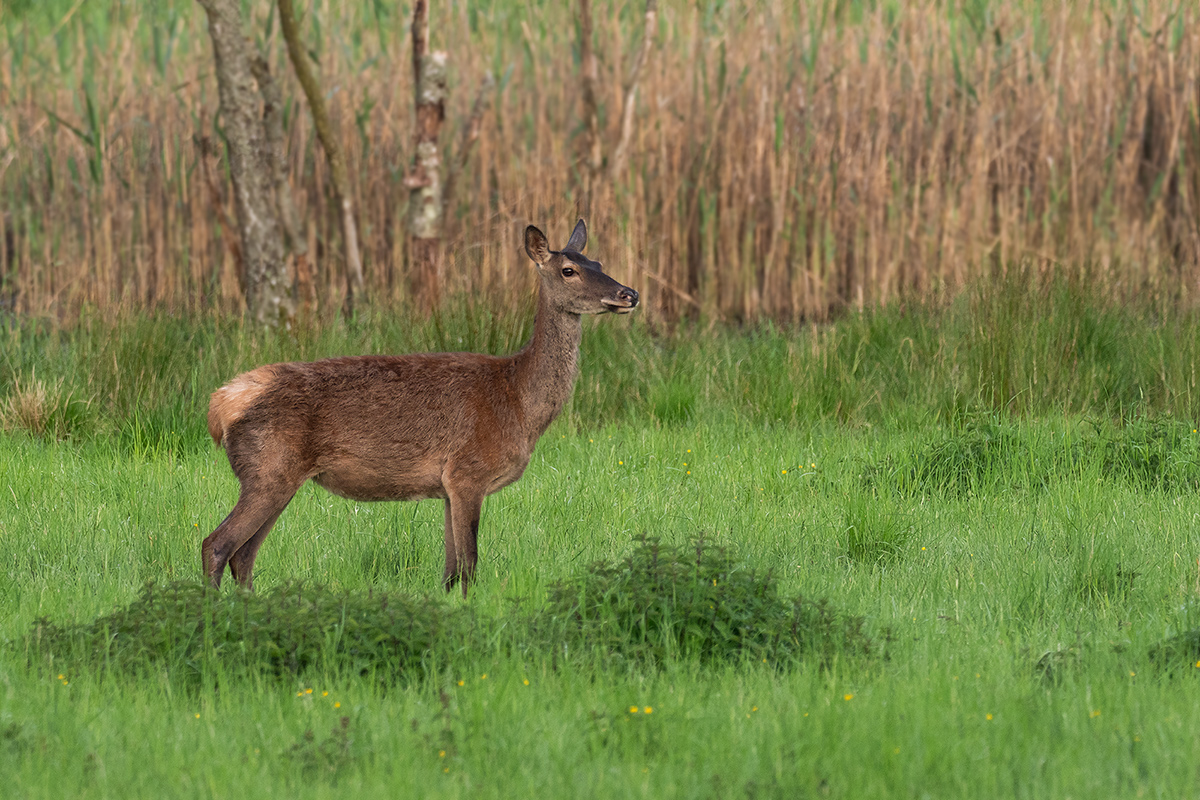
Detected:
left=206, top=366, right=278, bottom=445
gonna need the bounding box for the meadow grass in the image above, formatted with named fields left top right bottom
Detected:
left=5, top=285, right=1200, bottom=795
left=7, top=275, right=1200, bottom=447
left=4, top=406, right=1200, bottom=795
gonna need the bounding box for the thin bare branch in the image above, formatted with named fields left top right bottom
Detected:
left=609, top=0, right=658, bottom=183
left=578, top=0, right=603, bottom=210
left=443, top=72, right=495, bottom=225
left=277, top=0, right=365, bottom=314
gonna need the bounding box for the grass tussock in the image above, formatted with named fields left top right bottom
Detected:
left=862, top=417, right=1200, bottom=498
left=1097, top=419, right=1200, bottom=492
left=544, top=535, right=877, bottom=667
left=841, top=492, right=915, bottom=566
left=1148, top=629, right=1200, bottom=672
left=0, top=372, right=90, bottom=440
left=2, top=1, right=1198, bottom=322
left=862, top=419, right=1031, bottom=497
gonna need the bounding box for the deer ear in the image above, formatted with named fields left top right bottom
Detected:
left=565, top=218, right=587, bottom=253
left=524, top=225, right=551, bottom=265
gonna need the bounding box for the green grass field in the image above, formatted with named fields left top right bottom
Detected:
left=5, top=287, right=1200, bottom=796
left=4, top=0, right=1200, bottom=792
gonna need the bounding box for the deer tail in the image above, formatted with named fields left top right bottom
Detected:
left=206, top=394, right=229, bottom=445
left=206, top=367, right=275, bottom=446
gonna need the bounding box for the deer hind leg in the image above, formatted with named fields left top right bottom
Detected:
left=441, top=499, right=458, bottom=592
left=202, top=481, right=299, bottom=588
left=227, top=500, right=293, bottom=590
left=441, top=489, right=484, bottom=597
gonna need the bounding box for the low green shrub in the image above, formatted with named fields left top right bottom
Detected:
left=543, top=535, right=878, bottom=667
left=30, top=581, right=471, bottom=683
left=283, top=715, right=365, bottom=779
left=29, top=538, right=881, bottom=681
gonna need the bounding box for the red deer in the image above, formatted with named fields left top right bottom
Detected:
left=203, top=219, right=638, bottom=595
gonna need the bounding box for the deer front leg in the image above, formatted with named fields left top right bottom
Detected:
left=442, top=488, right=484, bottom=597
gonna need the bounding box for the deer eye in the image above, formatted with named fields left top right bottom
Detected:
left=561, top=267, right=576, bottom=277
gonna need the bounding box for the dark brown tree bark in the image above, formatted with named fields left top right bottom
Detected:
left=277, top=0, right=364, bottom=316
left=406, top=0, right=448, bottom=309
left=196, top=0, right=295, bottom=327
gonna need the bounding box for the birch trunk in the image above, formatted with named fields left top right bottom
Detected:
left=407, top=0, right=448, bottom=309
left=277, top=0, right=364, bottom=316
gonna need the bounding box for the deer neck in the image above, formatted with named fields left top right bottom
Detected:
left=513, top=289, right=583, bottom=438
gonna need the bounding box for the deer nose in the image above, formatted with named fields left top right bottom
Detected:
left=617, top=287, right=639, bottom=307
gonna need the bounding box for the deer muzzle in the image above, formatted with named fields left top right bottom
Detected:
left=602, top=287, right=640, bottom=314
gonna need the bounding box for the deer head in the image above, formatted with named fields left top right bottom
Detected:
left=524, top=219, right=639, bottom=315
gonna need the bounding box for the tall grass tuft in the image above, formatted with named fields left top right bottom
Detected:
left=0, top=371, right=91, bottom=439
left=1096, top=419, right=1200, bottom=492
left=841, top=491, right=915, bottom=565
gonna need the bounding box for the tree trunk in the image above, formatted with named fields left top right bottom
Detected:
left=277, top=0, right=364, bottom=317
left=250, top=55, right=315, bottom=320
left=196, top=0, right=294, bottom=327
left=406, top=0, right=448, bottom=310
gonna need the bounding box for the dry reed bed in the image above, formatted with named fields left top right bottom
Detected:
left=0, top=0, right=1197, bottom=322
